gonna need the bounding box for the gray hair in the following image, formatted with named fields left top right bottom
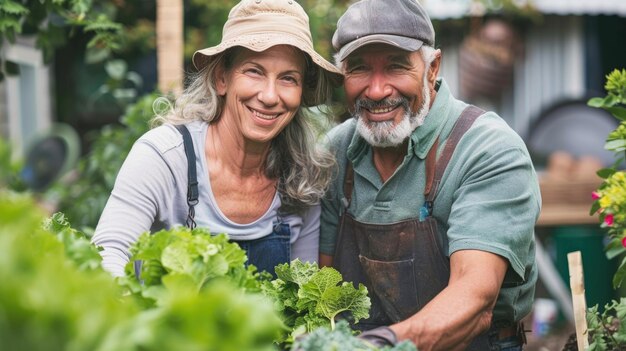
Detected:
left=334, top=45, right=440, bottom=74
left=152, top=48, right=336, bottom=214
left=420, top=45, right=438, bottom=68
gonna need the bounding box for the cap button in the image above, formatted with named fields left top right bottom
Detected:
left=255, top=0, right=261, bottom=3
left=288, top=0, right=293, bottom=3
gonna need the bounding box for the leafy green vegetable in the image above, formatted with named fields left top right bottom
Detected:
left=262, top=259, right=371, bottom=343
left=0, top=191, right=285, bottom=351
left=98, top=281, right=283, bottom=351
left=291, top=320, right=417, bottom=351
left=298, top=267, right=370, bottom=330
left=0, top=191, right=136, bottom=351
left=42, top=212, right=103, bottom=271
left=119, top=226, right=263, bottom=307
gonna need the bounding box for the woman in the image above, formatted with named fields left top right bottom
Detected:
left=92, top=0, right=342, bottom=278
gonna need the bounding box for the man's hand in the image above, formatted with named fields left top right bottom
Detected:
left=358, top=326, right=398, bottom=347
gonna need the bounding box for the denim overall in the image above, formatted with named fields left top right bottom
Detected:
left=234, top=221, right=291, bottom=278
left=333, top=106, right=525, bottom=350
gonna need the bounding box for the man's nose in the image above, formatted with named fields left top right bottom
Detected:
left=365, top=72, right=392, bottom=101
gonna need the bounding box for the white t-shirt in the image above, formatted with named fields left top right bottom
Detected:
left=92, top=121, right=320, bottom=277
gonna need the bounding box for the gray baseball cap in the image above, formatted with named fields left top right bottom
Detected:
left=332, top=0, right=435, bottom=62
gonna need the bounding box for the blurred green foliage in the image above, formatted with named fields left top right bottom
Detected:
left=0, top=191, right=285, bottom=351
left=0, top=191, right=135, bottom=351
left=0, top=0, right=123, bottom=79
left=0, top=138, right=26, bottom=191
left=52, top=93, right=160, bottom=231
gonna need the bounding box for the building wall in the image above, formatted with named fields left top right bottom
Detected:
left=512, top=16, right=585, bottom=139
left=3, top=37, right=52, bottom=156
left=439, top=16, right=586, bottom=139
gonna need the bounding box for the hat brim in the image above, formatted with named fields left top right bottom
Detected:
left=193, top=33, right=342, bottom=85
left=336, top=34, right=424, bottom=62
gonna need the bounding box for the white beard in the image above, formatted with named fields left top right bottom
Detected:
left=354, top=73, right=431, bottom=148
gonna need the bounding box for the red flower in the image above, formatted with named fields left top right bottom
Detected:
left=622, top=236, right=626, bottom=248
left=605, top=214, right=615, bottom=226
left=592, top=191, right=601, bottom=200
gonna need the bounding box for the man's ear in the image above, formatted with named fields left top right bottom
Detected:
left=215, top=63, right=227, bottom=96
left=428, top=49, right=442, bottom=85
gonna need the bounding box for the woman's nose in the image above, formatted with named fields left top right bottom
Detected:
left=257, top=80, right=279, bottom=106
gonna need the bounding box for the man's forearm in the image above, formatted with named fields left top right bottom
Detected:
left=390, top=250, right=507, bottom=351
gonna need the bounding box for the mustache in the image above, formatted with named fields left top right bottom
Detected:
left=354, top=97, right=410, bottom=114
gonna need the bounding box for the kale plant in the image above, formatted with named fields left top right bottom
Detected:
left=292, top=320, right=417, bottom=351
left=262, top=259, right=371, bottom=344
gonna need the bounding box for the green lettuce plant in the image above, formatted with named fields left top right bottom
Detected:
left=98, top=280, right=283, bottom=351
left=43, top=212, right=103, bottom=271
left=118, top=227, right=264, bottom=308
left=0, top=192, right=285, bottom=351
left=0, top=191, right=136, bottom=351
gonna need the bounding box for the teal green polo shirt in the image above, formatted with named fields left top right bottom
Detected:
left=320, top=79, right=541, bottom=324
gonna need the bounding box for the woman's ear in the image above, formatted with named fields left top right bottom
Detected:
left=215, top=64, right=227, bottom=96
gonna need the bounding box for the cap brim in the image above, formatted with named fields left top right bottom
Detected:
left=193, top=33, right=343, bottom=85
left=336, top=34, right=424, bottom=62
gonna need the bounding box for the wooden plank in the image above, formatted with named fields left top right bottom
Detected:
left=567, top=251, right=589, bottom=350
left=157, top=0, right=183, bottom=95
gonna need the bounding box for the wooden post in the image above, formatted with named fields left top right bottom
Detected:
left=567, top=251, right=589, bottom=350
left=156, top=0, right=183, bottom=95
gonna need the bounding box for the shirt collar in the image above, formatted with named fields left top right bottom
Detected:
left=347, top=78, right=453, bottom=165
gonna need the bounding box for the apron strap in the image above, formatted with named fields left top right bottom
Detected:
left=342, top=161, right=355, bottom=210
left=423, top=137, right=439, bottom=196
left=174, top=124, right=199, bottom=229
left=425, top=105, right=485, bottom=202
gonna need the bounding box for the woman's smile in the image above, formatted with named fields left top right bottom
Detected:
left=248, top=106, right=281, bottom=121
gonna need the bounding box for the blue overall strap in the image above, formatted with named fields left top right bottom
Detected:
left=174, top=124, right=199, bottom=229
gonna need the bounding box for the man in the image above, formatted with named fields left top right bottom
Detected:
left=319, top=0, right=540, bottom=350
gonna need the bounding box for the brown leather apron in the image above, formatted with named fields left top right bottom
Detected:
left=333, top=106, right=498, bottom=350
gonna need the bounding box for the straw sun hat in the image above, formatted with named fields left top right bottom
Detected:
left=193, top=0, right=342, bottom=105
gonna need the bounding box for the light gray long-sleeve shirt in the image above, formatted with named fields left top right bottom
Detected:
left=92, top=121, right=320, bottom=277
